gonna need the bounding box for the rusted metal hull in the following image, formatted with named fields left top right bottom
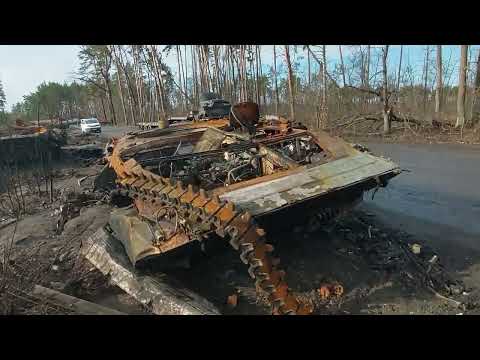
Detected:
left=221, top=151, right=399, bottom=216
left=100, top=111, right=401, bottom=315
left=106, top=124, right=400, bottom=261
left=136, top=117, right=230, bottom=131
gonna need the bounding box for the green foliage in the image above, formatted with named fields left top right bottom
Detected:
left=11, top=81, right=91, bottom=121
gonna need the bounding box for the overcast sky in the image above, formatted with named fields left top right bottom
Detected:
left=0, top=45, right=473, bottom=111
left=0, top=46, right=81, bottom=110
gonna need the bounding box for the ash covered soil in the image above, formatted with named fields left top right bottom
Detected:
left=1, top=126, right=479, bottom=315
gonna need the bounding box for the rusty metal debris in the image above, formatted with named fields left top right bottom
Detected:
left=98, top=101, right=401, bottom=315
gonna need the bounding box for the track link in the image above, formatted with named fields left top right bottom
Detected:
left=109, top=155, right=313, bottom=315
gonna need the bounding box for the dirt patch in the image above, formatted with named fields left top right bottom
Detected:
left=139, top=208, right=473, bottom=315
left=0, top=127, right=145, bottom=314
left=0, top=201, right=146, bottom=315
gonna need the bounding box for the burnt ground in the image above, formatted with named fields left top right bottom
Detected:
left=167, top=207, right=478, bottom=315
left=1, top=125, right=479, bottom=315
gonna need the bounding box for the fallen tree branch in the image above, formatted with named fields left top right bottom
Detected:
left=347, top=85, right=397, bottom=99
left=333, top=111, right=423, bottom=130
left=333, top=115, right=381, bottom=129
left=32, top=285, right=126, bottom=315
left=346, top=85, right=382, bottom=98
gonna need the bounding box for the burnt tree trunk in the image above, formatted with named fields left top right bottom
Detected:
left=273, top=45, right=280, bottom=115
left=284, top=45, right=296, bottom=121
left=111, top=46, right=128, bottom=125
left=382, top=45, right=391, bottom=134
left=339, top=45, right=346, bottom=87
left=255, top=45, right=261, bottom=106
left=472, top=49, right=480, bottom=123
left=456, top=45, right=468, bottom=128
left=307, top=47, right=311, bottom=87
left=396, top=45, right=403, bottom=104
left=435, top=45, right=443, bottom=115
left=105, top=77, right=116, bottom=126
left=321, top=45, right=328, bottom=128
left=423, top=46, right=430, bottom=115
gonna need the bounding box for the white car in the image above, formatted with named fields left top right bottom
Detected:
left=80, top=118, right=101, bottom=134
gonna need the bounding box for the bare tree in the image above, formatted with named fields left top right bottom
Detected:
left=472, top=49, right=480, bottom=123
left=365, top=45, right=370, bottom=89
left=131, top=45, right=146, bottom=123
left=322, top=45, right=327, bottom=105
left=110, top=45, right=128, bottom=125
left=423, top=46, right=430, bottom=114
left=176, top=46, right=186, bottom=111
left=396, top=45, right=403, bottom=101
left=456, top=45, right=468, bottom=128
left=273, top=45, right=280, bottom=114
left=339, top=45, right=347, bottom=87
left=382, top=45, right=391, bottom=134
left=284, top=45, right=296, bottom=120
left=258, top=46, right=266, bottom=106
left=255, top=45, right=260, bottom=105
left=435, top=45, right=443, bottom=115
left=307, top=47, right=311, bottom=87
left=78, top=46, right=117, bottom=125
left=145, top=45, right=167, bottom=121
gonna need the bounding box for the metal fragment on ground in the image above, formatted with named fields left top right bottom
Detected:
left=81, top=227, right=221, bottom=315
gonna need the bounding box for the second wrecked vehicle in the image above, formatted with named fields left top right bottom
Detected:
left=137, top=92, right=232, bottom=129
left=97, top=102, right=401, bottom=315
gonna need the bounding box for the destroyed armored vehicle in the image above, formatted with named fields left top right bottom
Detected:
left=188, top=92, right=232, bottom=121
left=100, top=102, right=401, bottom=315
left=137, top=93, right=231, bottom=130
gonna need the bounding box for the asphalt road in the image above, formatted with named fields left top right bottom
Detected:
left=362, top=142, right=480, bottom=257
left=99, top=125, right=136, bottom=139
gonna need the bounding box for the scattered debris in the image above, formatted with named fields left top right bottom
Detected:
left=1, top=111, right=475, bottom=316
left=80, top=227, right=221, bottom=315
left=56, top=191, right=104, bottom=234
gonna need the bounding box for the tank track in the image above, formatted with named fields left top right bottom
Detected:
left=110, top=157, right=314, bottom=315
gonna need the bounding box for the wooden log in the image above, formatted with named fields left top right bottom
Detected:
left=32, top=285, right=126, bottom=315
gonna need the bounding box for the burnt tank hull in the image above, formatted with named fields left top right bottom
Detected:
left=105, top=123, right=400, bottom=265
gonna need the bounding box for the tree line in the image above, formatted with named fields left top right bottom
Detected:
left=5, top=45, right=480, bottom=134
